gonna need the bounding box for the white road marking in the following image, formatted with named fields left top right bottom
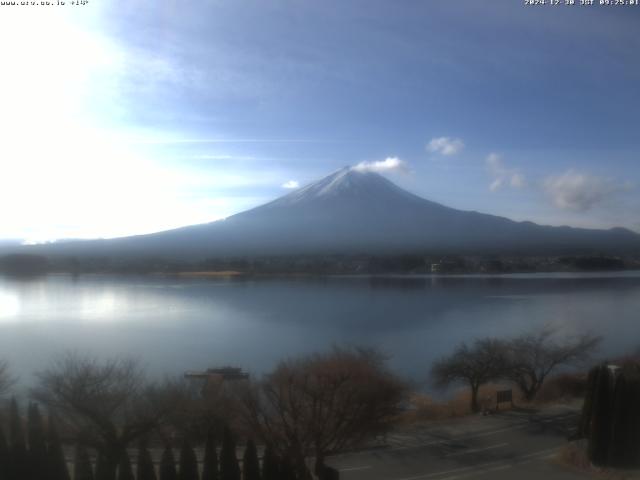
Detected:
left=437, top=463, right=514, bottom=480
left=384, top=412, right=577, bottom=453
left=443, top=443, right=508, bottom=458
left=389, top=447, right=559, bottom=480
left=339, top=465, right=372, bottom=472
left=385, top=425, right=524, bottom=453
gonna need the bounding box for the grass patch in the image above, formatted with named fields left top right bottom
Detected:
left=556, top=441, right=640, bottom=480
left=402, top=384, right=518, bottom=422
left=402, top=374, right=587, bottom=425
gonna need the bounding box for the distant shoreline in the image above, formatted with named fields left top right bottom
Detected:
left=4, top=269, right=640, bottom=283
left=1, top=252, right=639, bottom=278
left=170, top=270, right=245, bottom=277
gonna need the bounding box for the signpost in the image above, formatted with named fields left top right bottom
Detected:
left=496, top=389, right=514, bottom=410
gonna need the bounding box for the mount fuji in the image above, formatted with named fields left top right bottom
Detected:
left=24, top=167, right=640, bottom=259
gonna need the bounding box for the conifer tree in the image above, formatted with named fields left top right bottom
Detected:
left=73, top=444, right=94, bottom=480
left=159, top=446, right=178, bottom=480
left=241, top=440, right=260, bottom=480
left=260, top=446, right=279, bottom=480
left=28, top=403, right=47, bottom=480
left=47, top=415, right=70, bottom=480
left=609, top=364, right=640, bottom=467
left=178, top=438, right=199, bottom=480
left=278, top=455, right=296, bottom=480
left=8, top=398, right=28, bottom=480
left=95, top=452, right=111, bottom=480
left=586, top=364, right=613, bottom=465
left=137, top=440, right=157, bottom=480
left=117, top=450, right=135, bottom=480
left=220, top=426, right=240, bottom=480
left=0, top=426, right=9, bottom=480
left=582, top=363, right=640, bottom=468
left=201, top=430, right=218, bottom=480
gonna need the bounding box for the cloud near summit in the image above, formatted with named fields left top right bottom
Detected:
left=352, top=157, right=407, bottom=173
left=282, top=180, right=300, bottom=189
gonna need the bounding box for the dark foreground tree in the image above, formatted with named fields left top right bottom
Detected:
left=178, top=438, right=199, bottom=480
left=137, top=440, right=157, bottom=480
left=220, top=426, right=240, bottom=480
left=95, top=452, right=110, bottom=480
left=0, top=426, right=9, bottom=480
left=431, top=339, right=507, bottom=413
left=117, top=451, right=135, bottom=480
left=8, top=398, right=29, bottom=480
left=581, top=362, right=640, bottom=468
left=73, top=444, right=95, bottom=480
left=159, top=446, right=178, bottom=480
left=505, top=328, right=601, bottom=401
left=242, top=439, right=260, bottom=480
left=32, top=354, right=184, bottom=480
left=48, top=415, right=71, bottom=480
left=28, top=403, right=48, bottom=479
left=278, top=455, right=296, bottom=480
left=201, top=430, right=218, bottom=480
left=260, top=445, right=279, bottom=480
left=242, top=347, right=406, bottom=479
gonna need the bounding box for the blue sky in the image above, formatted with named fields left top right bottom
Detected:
left=1, top=0, right=639, bottom=241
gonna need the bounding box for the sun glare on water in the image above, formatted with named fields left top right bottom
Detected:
left=0, top=292, right=20, bottom=319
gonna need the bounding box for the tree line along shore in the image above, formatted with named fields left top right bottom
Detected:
left=1, top=252, right=639, bottom=276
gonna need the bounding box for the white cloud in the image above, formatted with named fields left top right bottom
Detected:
left=427, top=137, right=464, bottom=156
left=543, top=170, right=629, bottom=212
left=486, top=153, right=526, bottom=192
left=510, top=173, right=526, bottom=189
left=282, top=180, right=300, bottom=189
left=352, top=157, right=407, bottom=173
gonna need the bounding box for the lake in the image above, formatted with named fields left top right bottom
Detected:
left=0, top=272, right=639, bottom=390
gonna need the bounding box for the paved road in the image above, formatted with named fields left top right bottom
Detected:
left=327, top=405, right=591, bottom=480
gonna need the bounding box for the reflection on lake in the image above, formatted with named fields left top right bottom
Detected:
left=0, top=272, right=639, bottom=387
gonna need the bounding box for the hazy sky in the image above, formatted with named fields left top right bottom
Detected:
left=1, top=1, right=639, bottom=242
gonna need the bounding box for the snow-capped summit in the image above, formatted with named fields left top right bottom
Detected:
left=263, top=167, right=420, bottom=208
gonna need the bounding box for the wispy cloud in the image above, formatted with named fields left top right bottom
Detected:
left=282, top=180, right=300, bottom=189
left=191, top=154, right=257, bottom=161
left=486, top=153, right=526, bottom=192
left=543, top=170, right=630, bottom=212
left=427, top=137, right=464, bottom=156
left=352, top=157, right=407, bottom=173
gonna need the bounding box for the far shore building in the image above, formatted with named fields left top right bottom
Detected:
left=184, top=366, right=250, bottom=396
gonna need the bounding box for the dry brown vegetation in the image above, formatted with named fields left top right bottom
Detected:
left=402, top=383, right=516, bottom=423
left=534, top=372, right=588, bottom=404
left=402, top=372, right=589, bottom=425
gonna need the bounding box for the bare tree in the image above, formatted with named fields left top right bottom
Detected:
left=0, top=360, right=15, bottom=396
left=241, top=347, right=407, bottom=478
left=505, top=328, right=601, bottom=401
left=431, top=339, right=507, bottom=413
left=163, top=374, right=245, bottom=443
left=32, top=353, right=185, bottom=480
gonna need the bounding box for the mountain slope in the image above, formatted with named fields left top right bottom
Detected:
left=27, top=167, right=640, bottom=258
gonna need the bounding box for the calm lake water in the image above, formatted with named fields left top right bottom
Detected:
left=1, top=272, right=639, bottom=389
